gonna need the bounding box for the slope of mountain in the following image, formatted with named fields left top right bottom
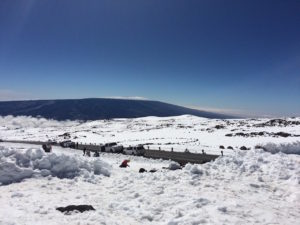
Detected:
left=0, top=98, right=231, bottom=120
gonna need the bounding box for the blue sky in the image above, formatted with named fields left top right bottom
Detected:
left=0, top=0, right=299, bottom=116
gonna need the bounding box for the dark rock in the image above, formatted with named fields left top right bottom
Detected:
left=254, top=119, right=300, bottom=127
left=226, top=131, right=297, bottom=138
left=240, top=146, right=248, bottom=150
left=149, top=169, right=157, bottom=173
left=215, top=125, right=225, bottom=129
left=227, top=146, right=233, bottom=150
left=56, top=205, right=95, bottom=214
left=275, top=132, right=291, bottom=137
left=219, top=145, right=225, bottom=149
left=139, top=168, right=147, bottom=173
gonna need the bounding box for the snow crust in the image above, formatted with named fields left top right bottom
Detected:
left=0, top=146, right=111, bottom=185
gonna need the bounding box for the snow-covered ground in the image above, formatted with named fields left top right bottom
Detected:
left=0, top=115, right=300, bottom=224
left=1, top=115, right=300, bottom=155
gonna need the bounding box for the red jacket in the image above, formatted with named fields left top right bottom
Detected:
left=120, top=160, right=130, bottom=167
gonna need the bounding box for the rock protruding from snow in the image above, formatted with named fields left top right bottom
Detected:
left=0, top=146, right=111, bottom=185
left=56, top=205, right=95, bottom=214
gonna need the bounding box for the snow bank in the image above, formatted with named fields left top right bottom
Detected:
left=184, top=149, right=300, bottom=187
left=259, top=141, right=300, bottom=155
left=168, top=162, right=181, bottom=170
left=0, top=146, right=111, bottom=185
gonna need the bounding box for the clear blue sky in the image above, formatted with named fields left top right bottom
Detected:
left=0, top=0, right=299, bottom=116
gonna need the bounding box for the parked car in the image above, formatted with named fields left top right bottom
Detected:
left=104, top=142, right=123, bottom=153
left=100, top=145, right=106, bottom=152
left=123, top=145, right=145, bottom=156
left=47, top=139, right=58, bottom=145
left=60, top=140, right=75, bottom=148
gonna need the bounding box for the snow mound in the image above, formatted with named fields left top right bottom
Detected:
left=168, top=162, right=181, bottom=170
left=0, top=146, right=111, bottom=185
left=259, top=141, right=300, bottom=155
left=184, top=149, right=300, bottom=187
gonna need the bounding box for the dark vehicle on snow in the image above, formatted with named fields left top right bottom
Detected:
left=60, top=140, right=75, bottom=148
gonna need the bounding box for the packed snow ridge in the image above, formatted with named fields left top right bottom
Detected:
left=0, top=146, right=111, bottom=185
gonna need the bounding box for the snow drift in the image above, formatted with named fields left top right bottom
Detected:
left=259, top=141, right=300, bottom=155
left=0, top=146, right=111, bottom=185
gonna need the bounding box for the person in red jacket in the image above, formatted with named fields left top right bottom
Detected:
left=120, top=160, right=130, bottom=168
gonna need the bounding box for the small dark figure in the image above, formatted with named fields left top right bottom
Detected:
left=42, top=144, right=52, bottom=153
left=202, top=149, right=206, bottom=154
left=86, top=150, right=91, bottom=157
left=139, top=168, right=147, bottom=173
left=76, top=142, right=79, bottom=149
left=94, top=151, right=100, bottom=157
left=120, top=160, right=130, bottom=168
left=221, top=150, right=223, bottom=156
left=83, top=147, right=86, bottom=156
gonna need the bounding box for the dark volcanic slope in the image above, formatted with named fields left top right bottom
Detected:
left=0, top=99, right=231, bottom=120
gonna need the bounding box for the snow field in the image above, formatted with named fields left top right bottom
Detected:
left=1, top=115, right=300, bottom=155
left=0, top=143, right=299, bottom=225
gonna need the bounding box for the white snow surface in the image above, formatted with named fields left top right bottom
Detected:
left=260, top=141, right=300, bottom=155
left=0, top=146, right=111, bottom=185
left=0, top=115, right=300, bottom=224
left=0, top=142, right=299, bottom=225
left=1, top=115, right=300, bottom=155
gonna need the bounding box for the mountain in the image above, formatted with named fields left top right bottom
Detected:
left=0, top=98, right=232, bottom=120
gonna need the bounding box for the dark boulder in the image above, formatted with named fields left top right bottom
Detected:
left=56, top=205, right=95, bottom=214
left=215, top=125, right=225, bottom=129
left=139, top=168, right=147, bottom=173
left=275, top=132, right=291, bottom=137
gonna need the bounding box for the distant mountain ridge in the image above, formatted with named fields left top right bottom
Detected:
left=0, top=98, right=232, bottom=120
